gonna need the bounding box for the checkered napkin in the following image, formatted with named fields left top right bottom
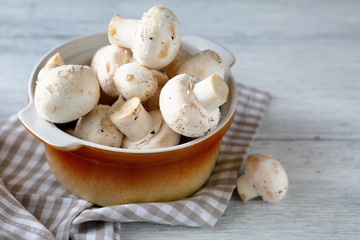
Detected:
left=0, top=82, right=270, bottom=240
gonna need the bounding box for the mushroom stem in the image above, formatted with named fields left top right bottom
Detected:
left=107, top=96, right=125, bottom=115
left=110, top=97, right=153, bottom=141
left=46, top=52, right=65, bottom=67
left=236, top=174, right=260, bottom=201
left=108, top=14, right=139, bottom=49
left=192, top=74, right=229, bottom=112
left=38, top=52, right=65, bottom=80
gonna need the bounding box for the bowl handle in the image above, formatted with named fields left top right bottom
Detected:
left=181, top=35, right=236, bottom=79
left=18, top=104, right=81, bottom=150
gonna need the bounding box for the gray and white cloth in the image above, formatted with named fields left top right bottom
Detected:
left=0, top=83, right=270, bottom=239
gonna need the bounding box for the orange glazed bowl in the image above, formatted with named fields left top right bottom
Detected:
left=18, top=33, right=237, bottom=206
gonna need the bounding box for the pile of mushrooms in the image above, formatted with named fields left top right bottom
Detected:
left=34, top=6, right=229, bottom=150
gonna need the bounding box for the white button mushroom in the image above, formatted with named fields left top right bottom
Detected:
left=176, top=49, right=225, bottom=80
left=108, top=6, right=181, bottom=69
left=110, top=97, right=180, bottom=149
left=34, top=52, right=100, bottom=124
left=113, top=62, right=158, bottom=102
left=91, top=45, right=134, bottom=98
left=159, top=73, right=229, bottom=138
left=237, top=154, right=289, bottom=203
left=74, top=104, right=123, bottom=147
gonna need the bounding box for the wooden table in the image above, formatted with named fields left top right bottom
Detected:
left=1, top=0, right=359, bottom=239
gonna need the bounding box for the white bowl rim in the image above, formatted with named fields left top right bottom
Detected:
left=18, top=33, right=238, bottom=154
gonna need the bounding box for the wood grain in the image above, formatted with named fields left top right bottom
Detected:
left=1, top=0, right=359, bottom=239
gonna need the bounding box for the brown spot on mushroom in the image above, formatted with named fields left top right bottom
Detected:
left=248, top=157, right=261, bottom=173
left=170, top=25, right=176, bottom=39
left=240, top=193, right=247, bottom=200
left=158, top=41, right=170, bottom=59
left=108, top=25, right=116, bottom=37
left=47, top=85, right=57, bottom=94
left=126, top=74, right=135, bottom=82
left=272, top=162, right=280, bottom=175
left=265, top=190, right=273, bottom=199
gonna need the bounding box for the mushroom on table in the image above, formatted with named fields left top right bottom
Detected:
left=108, top=6, right=181, bottom=69
left=237, top=154, right=289, bottom=203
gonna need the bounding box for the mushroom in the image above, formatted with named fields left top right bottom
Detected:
left=143, top=69, right=169, bottom=111
left=34, top=52, right=100, bottom=123
left=108, top=6, right=181, bottom=69
left=113, top=62, right=158, bottom=102
left=161, top=48, right=192, bottom=79
left=236, top=154, right=289, bottom=203
left=74, top=104, right=123, bottom=147
left=159, top=73, right=229, bottom=138
left=176, top=49, right=225, bottom=80
left=110, top=97, right=180, bottom=149
left=91, top=45, right=134, bottom=98
left=107, top=96, right=125, bottom=115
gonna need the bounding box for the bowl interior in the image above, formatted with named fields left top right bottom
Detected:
left=19, top=33, right=237, bottom=153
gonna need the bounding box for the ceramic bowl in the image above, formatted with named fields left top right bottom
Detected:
left=18, top=33, right=237, bottom=206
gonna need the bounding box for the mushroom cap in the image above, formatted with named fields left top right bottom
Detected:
left=114, top=62, right=158, bottom=102
left=177, top=49, right=225, bottom=80
left=159, top=74, right=220, bottom=138
left=74, top=104, right=123, bottom=147
left=133, top=6, right=181, bottom=69
left=91, top=45, right=134, bottom=98
left=34, top=65, right=100, bottom=123
left=121, top=110, right=180, bottom=149
left=244, top=154, right=289, bottom=203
